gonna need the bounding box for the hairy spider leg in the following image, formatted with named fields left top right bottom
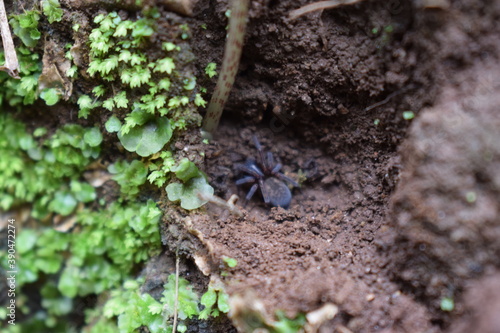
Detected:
left=252, top=135, right=268, bottom=171
left=258, top=177, right=270, bottom=204
left=235, top=176, right=256, bottom=185
left=246, top=183, right=259, bottom=201
left=275, top=172, right=299, bottom=187
left=235, top=162, right=270, bottom=204
left=271, top=163, right=282, bottom=174
left=235, top=162, right=264, bottom=178
left=266, top=151, right=275, bottom=172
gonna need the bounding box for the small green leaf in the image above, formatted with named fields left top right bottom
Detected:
left=70, top=180, right=96, bottom=202
left=195, top=93, right=207, bottom=107
left=205, top=62, right=217, bottom=78
left=172, top=158, right=201, bottom=182
left=20, top=76, right=38, bottom=91
left=17, top=229, right=38, bottom=254
left=118, top=50, right=132, bottom=62
left=201, top=288, right=217, bottom=308
left=43, top=0, right=63, bottom=23
left=118, top=117, right=172, bottom=157
left=113, top=21, right=132, bottom=37
left=49, top=191, right=77, bottom=216
left=440, top=297, right=454, bottom=312
left=102, top=55, right=119, bottom=74
left=222, top=256, right=238, bottom=268
left=34, top=127, right=48, bottom=137
left=114, top=91, right=129, bottom=108
left=103, top=98, right=115, bottom=111
left=183, top=77, right=196, bottom=90
left=154, top=57, right=175, bottom=74
left=92, top=85, right=106, bottom=97
left=130, top=53, right=146, bottom=66
left=40, top=88, right=60, bottom=106
left=158, top=78, right=171, bottom=91
left=403, top=111, right=415, bottom=120
left=148, top=302, right=163, bottom=315
left=58, top=266, right=80, bottom=297
left=166, top=176, right=213, bottom=210
left=217, top=291, right=230, bottom=313
left=77, top=95, right=93, bottom=109
left=162, top=42, right=178, bottom=51
left=66, top=65, right=78, bottom=78
left=83, top=127, right=103, bottom=147
left=105, top=115, right=122, bottom=133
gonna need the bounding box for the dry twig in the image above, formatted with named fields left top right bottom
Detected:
left=198, top=193, right=244, bottom=217
left=289, top=0, right=366, bottom=20
left=201, top=0, right=250, bottom=139
left=0, top=0, right=20, bottom=78
left=172, top=255, right=180, bottom=333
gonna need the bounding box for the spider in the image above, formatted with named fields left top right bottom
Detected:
left=235, top=136, right=299, bottom=208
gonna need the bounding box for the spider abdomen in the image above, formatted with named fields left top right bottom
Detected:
left=263, top=177, right=292, bottom=208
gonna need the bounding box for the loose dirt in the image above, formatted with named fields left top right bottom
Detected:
left=160, top=0, right=500, bottom=331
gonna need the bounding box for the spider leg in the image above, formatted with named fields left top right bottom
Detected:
left=235, top=162, right=264, bottom=178
left=271, top=163, right=282, bottom=174
left=246, top=183, right=259, bottom=201
left=258, top=178, right=270, bottom=204
left=266, top=152, right=275, bottom=172
left=252, top=135, right=267, bottom=171
left=275, top=172, right=299, bottom=187
left=236, top=176, right=256, bottom=185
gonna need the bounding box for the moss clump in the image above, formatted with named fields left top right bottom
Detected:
left=0, top=4, right=220, bottom=333
left=0, top=115, right=101, bottom=217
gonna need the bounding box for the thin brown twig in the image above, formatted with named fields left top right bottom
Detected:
left=0, top=0, right=20, bottom=78
left=172, top=254, right=180, bottom=333
left=201, top=0, right=251, bottom=139
left=364, top=84, right=415, bottom=112
left=197, top=193, right=244, bottom=217
left=289, top=0, right=366, bottom=20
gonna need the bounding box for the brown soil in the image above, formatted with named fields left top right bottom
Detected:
left=160, top=0, right=500, bottom=332
left=11, top=0, right=499, bottom=331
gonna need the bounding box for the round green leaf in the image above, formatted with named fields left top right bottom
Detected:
left=83, top=127, right=103, bottom=147
left=166, top=176, right=213, bottom=210
left=201, top=288, right=217, bottom=308
left=217, top=291, right=230, bottom=313
left=172, top=158, right=201, bottom=182
left=40, top=88, right=60, bottom=106
left=49, top=191, right=77, bottom=216
left=17, top=229, right=38, bottom=254
left=105, top=115, right=122, bottom=133
left=118, top=117, right=172, bottom=157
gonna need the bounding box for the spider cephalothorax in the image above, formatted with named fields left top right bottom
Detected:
left=235, top=136, right=299, bottom=208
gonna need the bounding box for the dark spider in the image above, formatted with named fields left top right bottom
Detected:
left=235, top=136, right=299, bottom=208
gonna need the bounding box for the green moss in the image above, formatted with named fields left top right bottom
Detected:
left=108, top=159, right=148, bottom=199
left=72, top=9, right=213, bottom=208
left=9, top=10, right=41, bottom=48
left=199, top=285, right=230, bottom=319
left=0, top=115, right=101, bottom=217
left=205, top=62, right=217, bottom=78
left=0, top=47, right=42, bottom=107
left=82, top=10, right=204, bottom=133
left=42, top=0, right=63, bottom=24
left=0, top=5, right=222, bottom=332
